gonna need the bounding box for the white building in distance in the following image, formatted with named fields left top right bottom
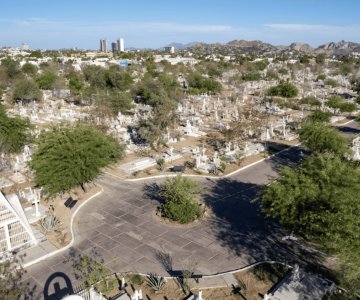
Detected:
left=117, top=38, right=125, bottom=52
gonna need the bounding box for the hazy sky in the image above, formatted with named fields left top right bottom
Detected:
left=1, top=0, right=360, bottom=49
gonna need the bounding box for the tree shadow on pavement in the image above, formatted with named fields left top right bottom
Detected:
left=202, top=178, right=326, bottom=273
left=142, top=182, right=164, bottom=204
left=266, top=146, right=305, bottom=173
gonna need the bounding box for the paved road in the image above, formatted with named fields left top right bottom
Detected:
left=22, top=120, right=360, bottom=299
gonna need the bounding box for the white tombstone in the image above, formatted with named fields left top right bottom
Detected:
left=138, top=289, right=143, bottom=300
left=214, top=109, right=219, bottom=121
left=14, top=156, right=20, bottom=173
left=292, top=264, right=300, bottom=281
left=120, top=277, right=126, bottom=289
left=131, top=290, right=139, bottom=300
left=196, top=155, right=201, bottom=168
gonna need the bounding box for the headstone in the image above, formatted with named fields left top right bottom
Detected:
left=121, top=277, right=126, bottom=289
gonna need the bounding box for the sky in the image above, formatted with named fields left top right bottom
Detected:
left=1, top=0, right=360, bottom=50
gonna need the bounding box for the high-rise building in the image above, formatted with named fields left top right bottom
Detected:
left=99, top=39, right=108, bottom=52
left=111, top=42, right=117, bottom=52
left=22, top=42, right=29, bottom=51
left=164, top=46, right=175, bottom=54
left=117, top=38, right=125, bottom=52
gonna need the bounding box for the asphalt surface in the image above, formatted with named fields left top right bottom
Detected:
left=21, top=120, right=360, bottom=299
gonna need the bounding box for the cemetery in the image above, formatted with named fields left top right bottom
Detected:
left=0, top=46, right=359, bottom=299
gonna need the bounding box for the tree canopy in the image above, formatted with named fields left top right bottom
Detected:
left=160, top=176, right=203, bottom=224
left=299, top=96, right=320, bottom=107
left=299, top=122, right=349, bottom=155
left=187, top=72, right=222, bottom=94
left=0, top=257, right=29, bottom=299
left=21, top=62, right=38, bottom=76
left=0, top=104, right=31, bottom=153
left=267, top=81, right=298, bottom=98
left=261, top=153, right=360, bottom=294
left=30, top=124, right=124, bottom=196
left=12, top=78, right=42, bottom=102
left=308, top=110, right=331, bottom=123
left=35, top=71, right=58, bottom=90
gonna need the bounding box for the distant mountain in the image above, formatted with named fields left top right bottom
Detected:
left=162, top=39, right=360, bottom=54
left=163, top=42, right=202, bottom=50
left=289, top=43, right=313, bottom=53
left=316, top=40, right=360, bottom=54
left=227, top=39, right=274, bottom=49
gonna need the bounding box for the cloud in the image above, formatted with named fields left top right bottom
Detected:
left=265, top=23, right=360, bottom=34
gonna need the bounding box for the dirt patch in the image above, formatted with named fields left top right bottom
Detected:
left=36, top=183, right=102, bottom=249
left=93, top=263, right=289, bottom=300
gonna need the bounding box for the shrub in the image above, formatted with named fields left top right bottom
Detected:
left=160, top=176, right=203, bottom=224
left=267, top=81, right=298, bottom=98
left=131, top=274, right=143, bottom=285
left=309, top=110, right=331, bottom=123
left=146, top=273, right=166, bottom=291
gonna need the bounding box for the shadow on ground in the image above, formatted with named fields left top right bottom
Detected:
left=266, top=146, right=305, bottom=173
left=202, top=177, right=329, bottom=275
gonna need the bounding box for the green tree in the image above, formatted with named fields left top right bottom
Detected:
left=35, top=71, right=58, bottom=89
left=156, top=158, right=165, bottom=171
left=267, top=81, right=298, bottom=98
left=339, top=102, right=357, bottom=114
left=21, top=62, right=38, bottom=76
left=187, top=72, right=222, bottom=94
left=0, top=104, right=31, bottom=153
left=308, top=110, right=331, bottom=123
left=160, top=176, right=203, bottom=224
left=326, top=95, right=343, bottom=114
left=82, top=65, right=108, bottom=88
left=95, top=90, right=133, bottom=115
left=74, top=255, right=113, bottom=292
left=299, top=122, right=348, bottom=155
left=29, top=51, right=43, bottom=58
left=107, top=66, right=133, bottom=90
left=299, top=55, right=310, bottom=64
left=261, top=153, right=360, bottom=295
left=0, top=257, right=29, bottom=299
left=1, top=58, right=21, bottom=79
left=242, top=72, right=261, bottom=81
left=67, top=73, right=84, bottom=94
left=299, top=96, right=321, bottom=108
left=315, top=53, right=326, bottom=64
left=12, top=78, right=42, bottom=102
left=30, top=124, right=124, bottom=196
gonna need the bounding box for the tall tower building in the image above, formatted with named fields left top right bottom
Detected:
left=99, top=39, right=108, bottom=52
left=111, top=42, right=117, bottom=52
left=117, top=38, right=125, bottom=52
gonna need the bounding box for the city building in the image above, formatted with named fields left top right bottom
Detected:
left=99, top=39, right=107, bottom=52
left=164, top=46, right=175, bottom=54
left=117, top=38, right=125, bottom=52
left=111, top=42, right=117, bottom=52
left=22, top=42, right=29, bottom=51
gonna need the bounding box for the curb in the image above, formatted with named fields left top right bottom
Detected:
left=23, top=187, right=104, bottom=269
